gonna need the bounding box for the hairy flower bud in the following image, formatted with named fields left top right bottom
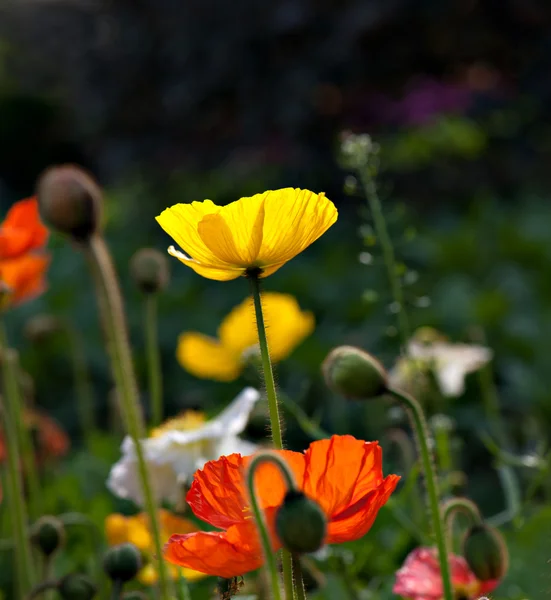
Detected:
left=463, top=524, right=509, bottom=582
left=36, top=164, right=102, bottom=240
left=32, top=515, right=65, bottom=557
left=322, top=345, right=388, bottom=399
left=275, top=491, right=327, bottom=554
left=57, top=574, right=97, bottom=600
left=130, top=248, right=169, bottom=294
left=103, top=543, right=142, bottom=582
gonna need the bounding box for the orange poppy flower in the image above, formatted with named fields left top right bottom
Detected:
left=164, top=435, right=399, bottom=578
left=0, top=197, right=48, bottom=259
left=0, top=407, right=69, bottom=465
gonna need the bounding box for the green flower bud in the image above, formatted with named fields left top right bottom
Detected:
left=322, top=345, right=388, bottom=399
left=275, top=491, right=327, bottom=554
left=36, top=164, right=102, bottom=240
left=103, top=543, right=142, bottom=582
left=57, top=574, right=97, bottom=600
left=130, top=248, right=170, bottom=294
left=463, top=524, right=509, bottom=582
left=24, top=314, right=62, bottom=343
left=32, top=515, right=65, bottom=557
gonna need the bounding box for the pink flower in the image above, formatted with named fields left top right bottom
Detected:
left=393, top=547, right=500, bottom=600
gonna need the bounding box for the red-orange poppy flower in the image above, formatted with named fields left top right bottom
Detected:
left=165, top=435, right=400, bottom=578
left=0, top=407, right=69, bottom=465
left=0, top=254, right=50, bottom=306
left=393, top=547, right=500, bottom=599
left=0, top=197, right=48, bottom=259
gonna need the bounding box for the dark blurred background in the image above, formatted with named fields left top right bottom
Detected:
left=2, top=0, right=551, bottom=532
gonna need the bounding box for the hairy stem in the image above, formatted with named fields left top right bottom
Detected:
left=144, top=294, right=163, bottom=427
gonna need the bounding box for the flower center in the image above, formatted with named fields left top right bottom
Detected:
left=149, top=410, right=206, bottom=437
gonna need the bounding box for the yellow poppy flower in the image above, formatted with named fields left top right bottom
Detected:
left=177, top=292, right=315, bottom=381
left=104, top=510, right=207, bottom=585
left=156, top=188, right=337, bottom=281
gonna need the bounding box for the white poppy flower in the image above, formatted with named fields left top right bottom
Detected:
left=107, top=387, right=260, bottom=506
left=390, top=339, right=493, bottom=397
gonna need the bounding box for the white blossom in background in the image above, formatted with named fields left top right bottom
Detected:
left=390, top=336, right=493, bottom=397
left=107, top=387, right=260, bottom=506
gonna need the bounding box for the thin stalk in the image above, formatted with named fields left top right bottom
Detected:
left=388, top=387, right=453, bottom=600
left=110, top=579, right=124, bottom=600
left=291, top=554, right=306, bottom=600
left=86, top=235, right=171, bottom=599
left=64, top=322, right=95, bottom=444
left=357, top=167, right=411, bottom=347
left=144, top=294, right=163, bottom=427
left=441, top=497, right=482, bottom=551
left=175, top=570, right=191, bottom=600
left=25, top=580, right=58, bottom=599
left=248, top=275, right=283, bottom=450
left=282, top=550, right=294, bottom=600
left=0, top=324, right=35, bottom=596
left=247, top=454, right=293, bottom=600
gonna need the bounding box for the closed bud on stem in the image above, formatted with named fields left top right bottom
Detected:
left=130, top=248, right=170, bottom=294
left=31, top=515, right=65, bottom=558
left=463, top=524, right=509, bottom=582
left=57, top=574, right=97, bottom=600
left=322, top=345, right=388, bottom=399
left=24, top=314, right=62, bottom=343
left=275, top=490, right=327, bottom=554
left=103, top=543, right=142, bottom=582
left=36, top=164, right=102, bottom=240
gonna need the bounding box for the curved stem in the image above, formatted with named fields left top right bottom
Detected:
left=247, top=453, right=299, bottom=600
left=144, top=294, right=163, bottom=427
left=388, top=387, right=453, bottom=600
left=249, top=275, right=283, bottom=450
left=0, top=323, right=34, bottom=596
left=291, top=554, right=306, bottom=600
left=86, top=235, right=171, bottom=599
left=25, top=580, right=58, bottom=600
left=441, top=497, right=482, bottom=528
left=357, top=167, right=410, bottom=347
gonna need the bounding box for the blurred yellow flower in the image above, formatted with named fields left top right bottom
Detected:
left=156, top=188, right=337, bottom=281
left=104, top=510, right=206, bottom=585
left=177, top=292, right=315, bottom=381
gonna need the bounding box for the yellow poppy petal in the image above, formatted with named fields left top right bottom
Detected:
left=181, top=567, right=209, bottom=582
left=176, top=332, right=242, bottom=381
left=138, top=564, right=158, bottom=586
left=197, top=193, right=266, bottom=265
left=156, top=201, right=230, bottom=268
left=104, top=514, right=129, bottom=546
left=257, top=188, right=338, bottom=269
left=219, top=292, right=314, bottom=362
left=168, top=246, right=243, bottom=281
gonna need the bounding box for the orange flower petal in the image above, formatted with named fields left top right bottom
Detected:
left=165, top=523, right=263, bottom=578
left=327, top=474, right=400, bottom=543
left=302, top=435, right=385, bottom=517
left=0, top=198, right=48, bottom=259
left=0, top=254, right=50, bottom=306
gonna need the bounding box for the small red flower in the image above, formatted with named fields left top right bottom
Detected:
left=393, top=547, right=500, bottom=600
left=0, top=197, right=50, bottom=307
left=165, top=435, right=400, bottom=578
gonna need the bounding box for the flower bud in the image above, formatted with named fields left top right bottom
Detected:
left=275, top=490, right=326, bottom=554
left=463, top=524, right=508, bottom=582
left=322, top=345, right=388, bottom=399
left=130, top=248, right=169, bottom=294
left=57, top=574, right=97, bottom=600
left=32, top=515, right=65, bottom=557
left=36, top=164, right=102, bottom=240
left=24, top=314, right=62, bottom=343
left=122, top=593, right=148, bottom=600
left=103, top=543, right=142, bottom=582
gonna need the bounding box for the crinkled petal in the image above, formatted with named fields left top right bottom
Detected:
left=327, top=474, right=400, bottom=543
left=302, top=436, right=385, bottom=517
left=176, top=332, right=242, bottom=381
left=197, top=193, right=265, bottom=265
left=0, top=197, right=48, bottom=258
left=256, top=188, right=337, bottom=268
left=164, top=523, right=263, bottom=578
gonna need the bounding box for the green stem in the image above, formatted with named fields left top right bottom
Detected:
left=144, top=294, right=163, bottom=427
left=25, top=580, right=58, bottom=600
left=358, top=168, right=410, bottom=347
left=86, top=235, right=171, bottom=599
left=282, top=550, right=295, bottom=600
left=0, top=323, right=35, bottom=596
left=175, top=569, right=191, bottom=600
left=388, top=387, right=453, bottom=600
left=64, top=322, right=96, bottom=444
left=248, top=275, right=283, bottom=450
left=441, top=497, right=482, bottom=550
left=291, top=554, right=306, bottom=600
left=110, top=579, right=124, bottom=600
